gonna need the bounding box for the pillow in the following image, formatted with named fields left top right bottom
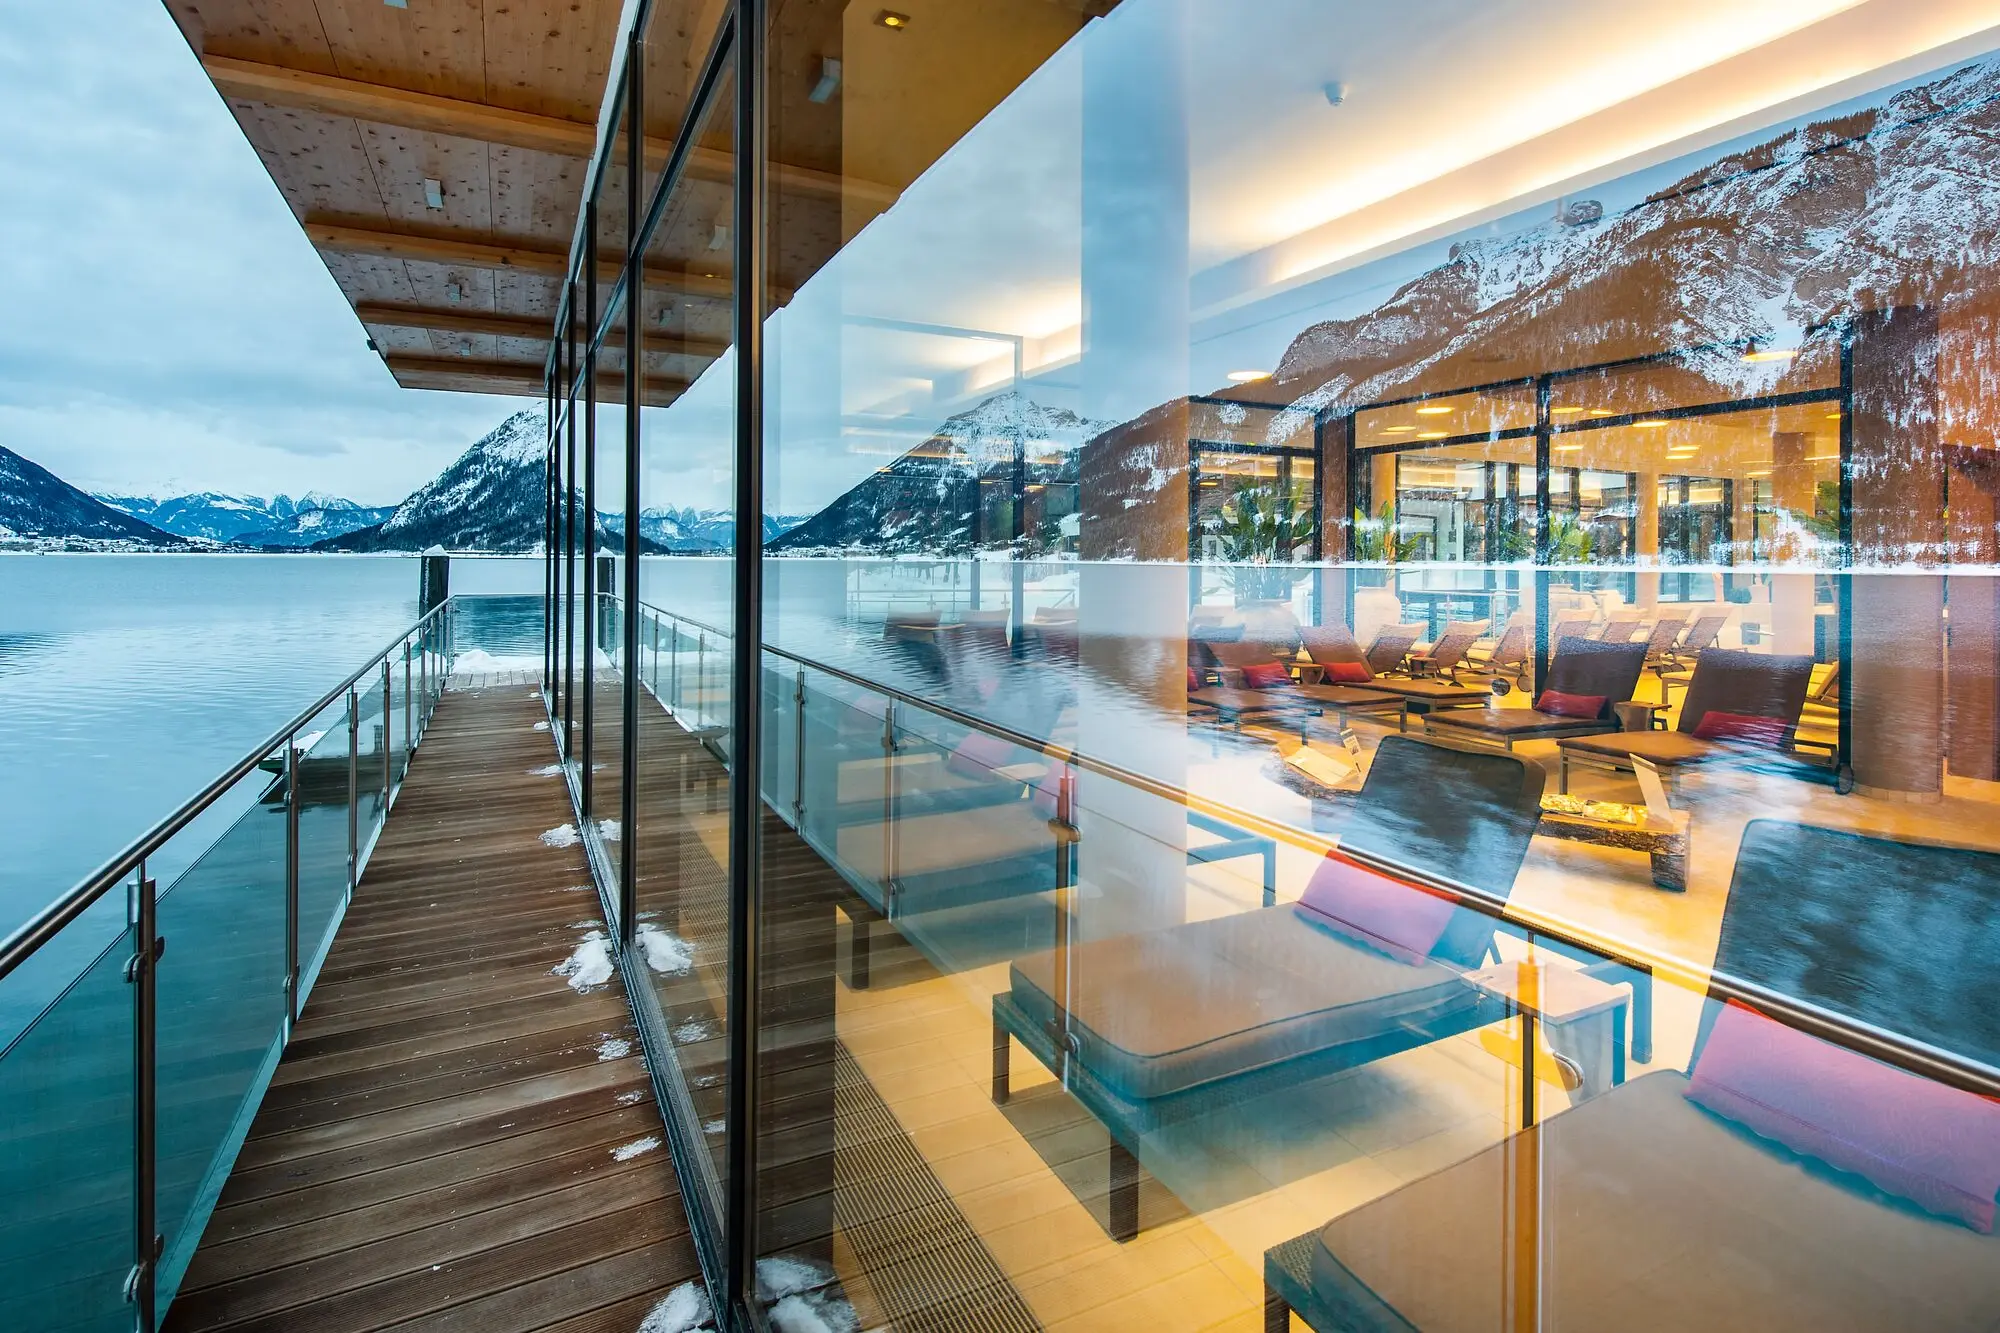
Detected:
left=1692, top=710, right=1788, bottom=747
left=1324, top=661, right=1374, bottom=684
left=1536, top=690, right=1606, bottom=719
left=1241, top=661, right=1291, bottom=690
left=1294, top=853, right=1456, bottom=965
left=946, top=731, right=1019, bottom=780
left=1686, top=1000, right=2000, bottom=1233
left=1187, top=665, right=1203, bottom=693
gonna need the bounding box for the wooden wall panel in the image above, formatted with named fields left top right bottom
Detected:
left=358, top=125, right=496, bottom=234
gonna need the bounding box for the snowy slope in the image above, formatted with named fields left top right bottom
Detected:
left=323, top=408, right=554, bottom=553
left=1, top=444, right=186, bottom=548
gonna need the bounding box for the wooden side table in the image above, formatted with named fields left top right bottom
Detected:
left=1465, top=959, right=1629, bottom=1116
left=1538, top=800, right=1690, bottom=891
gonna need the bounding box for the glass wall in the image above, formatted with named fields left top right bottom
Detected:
left=551, top=2, right=2000, bottom=1327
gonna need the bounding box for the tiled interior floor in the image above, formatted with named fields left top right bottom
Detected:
left=822, top=692, right=2000, bottom=1331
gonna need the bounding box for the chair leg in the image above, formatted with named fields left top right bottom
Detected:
left=1108, top=1140, right=1140, bottom=1243
left=991, top=1013, right=1011, bottom=1105
left=1559, top=753, right=1570, bottom=795
left=842, top=909, right=871, bottom=990
left=1265, top=1281, right=1293, bottom=1333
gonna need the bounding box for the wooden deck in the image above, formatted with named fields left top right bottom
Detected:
left=164, top=687, right=701, bottom=1333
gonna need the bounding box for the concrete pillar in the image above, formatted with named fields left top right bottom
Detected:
left=1074, top=0, right=1191, bottom=942
left=1849, top=305, right=1947, bottom=797
left=1634, top=470, right=1661, bottom=609
left=419, top=548, right=450, bottom=619
left=1768, top=432, right=1817, bottom=656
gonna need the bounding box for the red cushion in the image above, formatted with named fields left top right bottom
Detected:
left=1692, top=710, right=1788, bottom=747
left=1536, top=689, right=1606, bottom=719
left=1294, top=853, right=1456, bottom=965
left=1240, top=661, right=1292, bottom=690
left=946, top=731, right=1019, bottom=780
left=1686, top=1000, right=2000, bottom=1233
left=1324, top=661, right=1373, bottom=684
left=1187, top=666, right=1202, bottom=693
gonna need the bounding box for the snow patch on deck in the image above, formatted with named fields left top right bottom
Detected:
left=636, top=924, right=693, bottom=975
left=554, top=931, right=614, bottom=991
left=596, top=1036, right=633, bottom=1061
left=611, top=1135, right=660, bottom=1161
left=637, top=1282, right=712, bottom=1333
left=540, top=823, right=580, bottom=847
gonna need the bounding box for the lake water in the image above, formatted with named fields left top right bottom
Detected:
left=0, top=553, right=541, bottom=941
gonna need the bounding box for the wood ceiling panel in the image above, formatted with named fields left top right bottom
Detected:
left=165, top=0, right=340, bottom=75
left=482, top=0, right=623, bottom=122
left=315, top=0, right=490, bottom=104
left=357, top=124, right=495, bottom=235
left=400, top=259, right=502, bottom=313
left=370, top=326, right=438, bottom=355
left=491, top=271, right=565, bottom=321
left=228, top=103, right=385, bottom=224
left=322, top=251, right=420, bottom=306
left=489, top=144, right=589, bottom=248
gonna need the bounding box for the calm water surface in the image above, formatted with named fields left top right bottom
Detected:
left=0, top=554, right=539, bottom=940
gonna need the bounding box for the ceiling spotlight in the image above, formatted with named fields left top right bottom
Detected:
left=1417, top=431, right=1448, bottom=440
left=384, top=0, right=407, bottom=8
left=1742, top=340, right=1798, bottom=363
left=1746, top=470, right=1772, bottom=477
left=1323, top=81, right=1348, bottom=106
left=708, top=223, right=730, bottom=251
left=1226, top=370, right=1271, bottom=383
left=808, top=56, right=843, bottom=104
left=422, top=177, right=444, bottom=209
left=875, top=9, right=910, bottom=29
left=1554, top=443, right=1583, bottom=453
left=445, top=281, right=463, bottom=304
left=1634, top=419, right=1669, bottom=429
left=1415, top=404, right=1453, bottom=416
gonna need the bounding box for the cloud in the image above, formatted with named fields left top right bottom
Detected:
left=0, top=0, right=523, bottom=504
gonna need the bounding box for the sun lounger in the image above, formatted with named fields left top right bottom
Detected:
left=1404, top=620, right=1489, bottom=681
left=1558, top=648, right=1821, bottom=794
left=993, top=736, right=1621, bottom=1242
left=1365, top=623, right=1426, bottom=675
left=1300, top=624, right=1485, bottom=721
left=1421, top=638, right=1647, bottom=751
left=1464, top=620, right=1530, bottom=681
left=1267, top=819, right=2000, bottom=1332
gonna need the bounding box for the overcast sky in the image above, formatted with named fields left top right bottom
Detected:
left=0, top=0, right=523, bottom=507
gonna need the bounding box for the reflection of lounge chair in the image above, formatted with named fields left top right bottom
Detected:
left=1190, top=641, right=1320, bottom=734
left=1268, top=820, right=2000, bottom=1332
left=1365, top=623, right=1426, bottom=675
left=993, top=736, right=1578, bottom=1242
left=1405, top=620, right=1489, bottom=681
left=1598, top=611, right=1650, bottom=644
left=1464, top=619, right=1530, bottom=681
left=1302, top=624, right=1486, bottom=721
left=1422, top=639, right=1647, bottom=752
left=1558, top=648, right=1819, bottom=794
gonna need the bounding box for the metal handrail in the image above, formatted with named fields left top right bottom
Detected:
left=0, top=598, right=456, bottom=985
left=626, top=594, right=2000, bottom=1099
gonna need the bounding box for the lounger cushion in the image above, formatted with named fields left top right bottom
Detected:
left=1310, top=1071, right=2000, bottom=1333
left=1324, top=661, right=1374, bottom=684
left=1297, top=855, right=1456, bottom=964
left=1537, top=689, right=1606, bottom=718
left=1687, top=1000, right=2000, bottom=1233
left=1188, top=687, right=1308, bottom=716
left=1559, top=730, right=1730, bottom=767
left=1292, top=683, right=1401, bottom=710
left=1242, top=662, right=1291, bottom=689
left=1008, top=908, right=1482, bottom=1102
left=1692, top=710, right=1789, bottom=747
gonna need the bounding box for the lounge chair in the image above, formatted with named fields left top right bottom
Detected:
left=1301, top=624, right=1486, bottom=722
left=1650, top=610, right=1730, bottom=700
left=1421, top=638, right=1647, bottom=752
left=1597, top=611, right=1650, bottom=644
left=1404, top=620, right=1490, bottom=682
left=1558, top=648, right=1820, bottom=795
left=993, top=736, right=1640, bottom=1242
left=1190, top=641, right=1321, bottom=735
left=1266, top=819, right=2000, bottom=1332
left=1365, top=623, right=1426, bottom=675
left=1201, top=637, right=1412, bottom=738
left=1464, top=619, right=1530, bottom=682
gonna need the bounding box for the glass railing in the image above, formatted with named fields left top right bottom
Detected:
left=0, top=599, right=457, bottom=1331
left=613, top=567, right=2000, bottom=1330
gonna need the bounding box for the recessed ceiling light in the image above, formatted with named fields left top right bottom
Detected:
left=1587, top=409, right=1614, bottom=418
left=1635, top=419, right=1672, bottom=429
left=1415, top=404, right=1453, bottom=416
left=1743, top=344, right=1798, bottom=363
left=1746, top=470, right=1772, bottom=477
left=1808, top=453, right=1840, bottom=462
left=808, top=56, right=843, bottom=104
left=1551, top=406, right=1584, bottom=415
left=445, top=281, right=463, bottom=304
left=1825, top=410, right=1843, bottom=420
left=422, top=177, right=444, bottom=209
left=1554, top=443, right=1583, bottom=452
left=1380, top=425, right=1417, bottom=434
left=875, top=9, right=910, bottom=28
left=1417, top=431, right=1448, bottom=440
left=1227, top=370, right=1271, bottom=383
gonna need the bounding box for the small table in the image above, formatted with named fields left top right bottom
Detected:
left=1537, top=797, right=1690, bottom=892
left=1464, top=959, right=1629, bottom=1114
left=1613, top=699, right=1668, bottom=733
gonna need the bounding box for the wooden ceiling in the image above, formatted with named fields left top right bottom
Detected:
left=164, top=0, right=1112, bottom=400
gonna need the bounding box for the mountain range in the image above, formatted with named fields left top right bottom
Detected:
left=94, top=490, right=389, bottom=545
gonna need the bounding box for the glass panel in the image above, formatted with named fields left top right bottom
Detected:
left=1354, top=383, right=1540, bottom=448
left=635, top=53, right=738, bottom=1215
left=594, top=79, right=632, bottom=327
left=153, top=748, right=288, bottom=1302
left=296, top=698, right=354, bottom=988
left=0, top=909, right=135, bottom=1333
left=640, top=0, right=733, bottom=215
left=596, top=305, right=631, bottom=893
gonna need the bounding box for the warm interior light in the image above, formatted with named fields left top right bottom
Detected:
left=1554, top=443, right=1583, bottom=453
left=1743, top=346, right=1799, bottom=363
left=1825, top=410, right=1843, bottom=420
left=1380, top=425, right=1417, bottom=434
left=1808, top=453, right=1840, bottom=462
left=1746, top=469, right=1772, bottom=477
left=1551, top=406, right=1584, bottom=415
left=875, top=9, right=910, bottom=28
left=1634, top=420, right=1670, bottom=429
left=1415, top=404, right=1454, bottom=416
left=1227, top=370, right=1272, bottom=383
left=1417, top=431, right=1449, bottom=440
left=1587, top=409, right=1614, bottom=418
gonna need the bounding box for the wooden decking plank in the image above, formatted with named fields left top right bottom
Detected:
left=164, top=689, right=700, bottom=1333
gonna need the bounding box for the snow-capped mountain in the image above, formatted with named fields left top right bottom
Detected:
left=772, top=392, right=1109, bottom=554
left=635, top=507, right=808, bottom=552
left=236, top=503, right=397, bottom=549
left=1, top=444, right=187, bottom=549
left=323, top=408, right=555, bottom=553
left=96, top=487, right=381, bottom=544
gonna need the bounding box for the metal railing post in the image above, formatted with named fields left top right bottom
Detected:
left=126, top=861, right=160, bottom=1333
left=381, top=658, right=394, bottom=809
left=696, top=632, right=707, bottom=729
left=347, top=686, right=359, bottom=895
left=881, top=701, right=899, bottom=915
left=285, top=735, right=300, bottom=1026
left=793, top=665, right=806, bottom=822
left=669, top=621, right=680, bottom=715
left=403, top=642, right=413, bottom=768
